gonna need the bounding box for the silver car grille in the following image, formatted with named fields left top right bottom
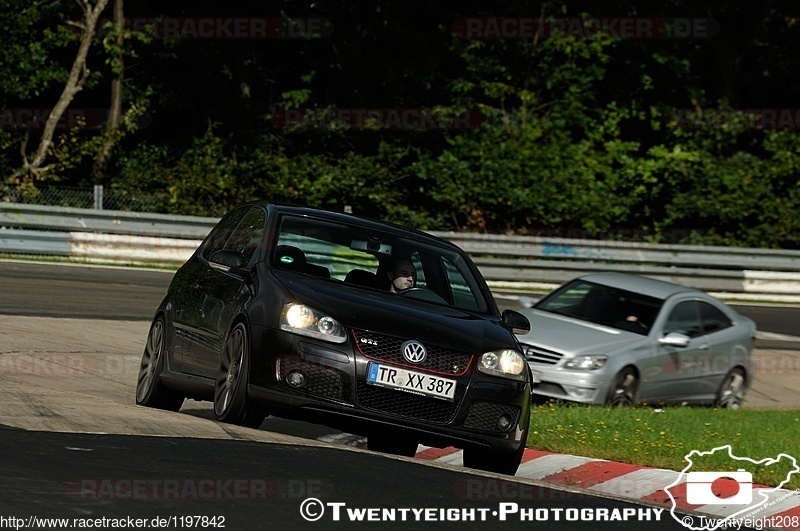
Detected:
left=521, top=343, right=563, bottom=365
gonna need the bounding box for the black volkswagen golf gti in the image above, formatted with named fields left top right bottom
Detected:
left=136, top=203, right=533, bottom=474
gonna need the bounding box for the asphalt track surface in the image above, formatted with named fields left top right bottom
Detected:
left=0, top=426, right=696, bottom=531
left=0, top=259, right=790, bottom=530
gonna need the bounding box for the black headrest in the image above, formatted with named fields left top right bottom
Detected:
left=345, top=269, right=379, bottom=289
left=274, top=245, right=307, bottom=271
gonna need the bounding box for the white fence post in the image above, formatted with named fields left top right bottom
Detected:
left=93, top=184, right=103, bottom=210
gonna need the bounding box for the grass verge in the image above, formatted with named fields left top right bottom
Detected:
left=527, top=402, right=800, bottom=490
left=0, top=253, right=179, bottom=270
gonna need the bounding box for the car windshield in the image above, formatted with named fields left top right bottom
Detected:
left=534, top=279, right=664, bottom=335
left=272, top=214, right=490, bottom=313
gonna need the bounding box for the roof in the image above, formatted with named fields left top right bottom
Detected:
left=579, top=272, right=698, bottom=300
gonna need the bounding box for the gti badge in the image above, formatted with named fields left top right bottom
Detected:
left=401, top=340, right=427, bottom=364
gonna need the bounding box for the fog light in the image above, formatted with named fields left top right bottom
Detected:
left=563, top=385, right=596, bottom=400
left=287, top=370, right=307, bottom=388
left=497, top=414, right=513, bottom=431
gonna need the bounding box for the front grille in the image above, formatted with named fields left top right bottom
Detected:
left=278, top=358, right=351, bottom=404
left=521, top=343, right=563, bottom=365
left=356, top=381, right=459, bottom=424
left=352, top=329, right=472, bottom=376
left=463, top=401, right=521, bottom=433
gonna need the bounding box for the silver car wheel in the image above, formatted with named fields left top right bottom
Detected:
left=608, top=368, right=638, bottom=406
left=135, top=317, right=184, bottom=410
left=717, top=368, right=745, bottom=409
left=213, top=322, right=266, bottom=428
left=136, top=319, right=164, bottom=403
left=215, top=325, right=245, bottom=416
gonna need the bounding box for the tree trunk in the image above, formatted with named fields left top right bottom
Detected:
left=92, top=0, right=124, bottom=185
left=14, top=0, right=110, bottom=180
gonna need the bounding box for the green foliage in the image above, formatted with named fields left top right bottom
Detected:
left=2, top=0, right=800, bottom=249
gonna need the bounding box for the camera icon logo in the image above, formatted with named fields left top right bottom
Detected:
left=685, top=469, right=752, bottom=505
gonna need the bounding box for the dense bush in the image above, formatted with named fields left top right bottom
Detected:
left=2, top=1, right=799, bottom=248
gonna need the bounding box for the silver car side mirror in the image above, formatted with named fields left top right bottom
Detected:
left=658, top=332, right=691, bottom=348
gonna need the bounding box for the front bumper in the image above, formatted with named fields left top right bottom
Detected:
left=527, top=362, right=615, bottom=405
left=249, top=325, right=531, bottom=453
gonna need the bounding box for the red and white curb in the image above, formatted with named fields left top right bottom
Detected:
left=415, top=447, right=800, bottom=531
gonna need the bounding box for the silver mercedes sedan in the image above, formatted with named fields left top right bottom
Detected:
left=516, top=273, right=756, bottom=408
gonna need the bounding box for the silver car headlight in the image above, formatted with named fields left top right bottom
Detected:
left=564, top=355, right=608, bottom=370
left=478, top=349, right=526, bottom=381
left=280, top=303, right=346, bottom=343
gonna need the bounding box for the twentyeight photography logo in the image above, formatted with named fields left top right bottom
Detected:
left=665, top=445, right=799, bottom=530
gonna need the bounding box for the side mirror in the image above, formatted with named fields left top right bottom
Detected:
left=209, top=249, right=246, bottom=272
left=658, top=332, right=691, bottom=348
left=502, top=309, right=530, bottom=334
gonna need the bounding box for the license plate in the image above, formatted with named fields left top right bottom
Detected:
left=366, top=363, right=456, bottom=402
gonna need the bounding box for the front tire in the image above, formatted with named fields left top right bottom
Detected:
left=607, top=367, right=638, bottom=406
left=367, top=431, right=418, bottom=457
left=135, top=317, right=184, bottom=411
left=717, top=368, right=746, bottom=409
left=214, top=322, right=266, bottom=428
left=463, top=438, right=526, bottom=476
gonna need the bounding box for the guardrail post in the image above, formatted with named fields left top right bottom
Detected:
left=93, top=184, right=103, bottom=210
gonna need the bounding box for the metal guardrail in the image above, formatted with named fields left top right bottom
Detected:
left=2, top=202, right=800, bottom=301
left=0, top=202, right=217, bottom=238
left=431, top=232, right=800, bottom=298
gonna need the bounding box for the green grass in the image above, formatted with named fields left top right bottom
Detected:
left=527, top=402, right=800, bottom=489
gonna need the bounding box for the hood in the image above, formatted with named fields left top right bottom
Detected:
left=516, top=309, right=647, bottom=356
left=274, top=272, right=515, bottom=355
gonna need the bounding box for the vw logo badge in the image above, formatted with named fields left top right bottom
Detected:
left=401, top=340, right=427, bottom=364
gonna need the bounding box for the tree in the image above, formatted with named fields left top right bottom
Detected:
left=12, top=0, right=110, bottom=182
left=91, top=0, right=124, bottom=184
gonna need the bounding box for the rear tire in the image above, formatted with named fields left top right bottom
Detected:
left=717, top=368, right=746, bottom=409
left=214, top=322, right=266, bottom=428
left=135, top=317, right=184, bottom=411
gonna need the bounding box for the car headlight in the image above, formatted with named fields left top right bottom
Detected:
left=280, top=303, right=346, bottom=344
left=478, top=349, right=526, bottom=381
left=564, top=355, right=608, bottom=370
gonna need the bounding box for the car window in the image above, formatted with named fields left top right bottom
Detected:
left=223, top=207, right=266, bottom=267
left=201, top=206, right=250, bottom=261
left=276, top=232, right=378, bottom=280
left=441, top=255, right=480, bottom=311
left=663, top=301, right=702, bottom=337
left=410, top=252, right=426, bottom=288
left=699, top=301, right=733, bottom=334
left=535, top=279, right=662, bottom=335
left=272, top=214, right=489, bottom=312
